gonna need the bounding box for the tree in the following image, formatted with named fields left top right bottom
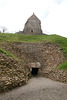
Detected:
left=0, top=26, right=7, bottom=33
left=2, top=27, right=7, bottom=33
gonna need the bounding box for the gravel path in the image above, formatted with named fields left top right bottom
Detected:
left=0, top=77, right=67, bottom=100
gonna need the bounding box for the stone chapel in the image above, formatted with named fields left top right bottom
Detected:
left=23, top=13, right=43, bottom=35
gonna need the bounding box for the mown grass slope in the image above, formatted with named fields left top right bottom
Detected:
left=0, top=33, right=67, bottom=69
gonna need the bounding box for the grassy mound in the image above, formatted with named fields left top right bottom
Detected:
left=0, top=33, right=67, bottom=92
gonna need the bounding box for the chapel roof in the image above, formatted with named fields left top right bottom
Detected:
left=28, top=13, right=40, bottom=22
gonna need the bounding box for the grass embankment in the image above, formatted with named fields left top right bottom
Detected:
left=0, top=33, right=67, bottom=69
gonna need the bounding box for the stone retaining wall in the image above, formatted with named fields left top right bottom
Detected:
left=0, top=42, right=67, bottom=92
left=0, top=52, right=30, bottom=92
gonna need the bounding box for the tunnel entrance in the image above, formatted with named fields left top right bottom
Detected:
left=28, top=62, right=41, bottom=76
left=31, top=68, right=39, bottom=76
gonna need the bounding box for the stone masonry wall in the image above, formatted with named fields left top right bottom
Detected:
left=1, top=42, right=67, bottom=83
left=0, top=52, right=30, bottom=92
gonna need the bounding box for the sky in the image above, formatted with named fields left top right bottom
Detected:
left=0, top=0, right=67, bottom=37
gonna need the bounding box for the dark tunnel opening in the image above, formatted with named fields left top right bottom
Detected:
left=31, top=68, right=39, bottom=76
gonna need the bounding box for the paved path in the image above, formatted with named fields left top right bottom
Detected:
left=0, top=77, right=67, bottom=100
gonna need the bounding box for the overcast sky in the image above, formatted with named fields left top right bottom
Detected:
left=0, top=0, right=67, bottom=37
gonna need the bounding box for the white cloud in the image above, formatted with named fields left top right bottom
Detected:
left=0, top=0, right=8, bottom=8
left=52, top=0, right=63, bottom=4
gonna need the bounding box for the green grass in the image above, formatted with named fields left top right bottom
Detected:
left=0, top=33, right=67, bottom=69
left=58, top=62, right=67, bottom=70
left=0, top=33, right=67, bottom=43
